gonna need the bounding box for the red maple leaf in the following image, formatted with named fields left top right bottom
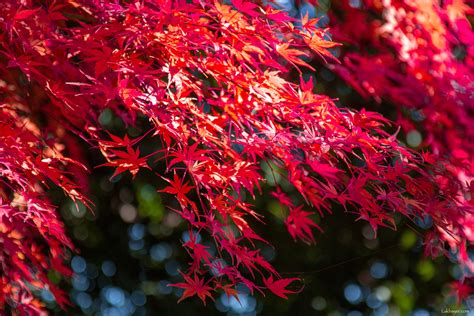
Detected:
left=100, top=146, right=150, bottom=178
left=263, top=276, right=302, bottom=299
left=276, top=43, right=315, bottom=70
left=450, top=278, right=474, bottom=304
left=171, top=273, right=214, bottom=305
left=183, top=231, right=212, bottom=271
left=160, top=173, right=195, bottom=206
left=285, top=205, right=323, bottom=244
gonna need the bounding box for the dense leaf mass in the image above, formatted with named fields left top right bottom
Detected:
left=0, top=0, right=472, bottom=312
left=331, top=0, right=474, bottom=181
left=329, top=0, right=474, bottom=296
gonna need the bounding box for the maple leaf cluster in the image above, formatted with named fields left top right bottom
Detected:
left=0, top=100, right=85, bottom=312
left=0, top=0, right=472, bottom=312
left=328, top=0, right=474, bottom=295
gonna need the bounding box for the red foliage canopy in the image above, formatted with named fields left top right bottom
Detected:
left=0, top=0, right=472, bottom=312
left=329, top=0, right=474, bottom=298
